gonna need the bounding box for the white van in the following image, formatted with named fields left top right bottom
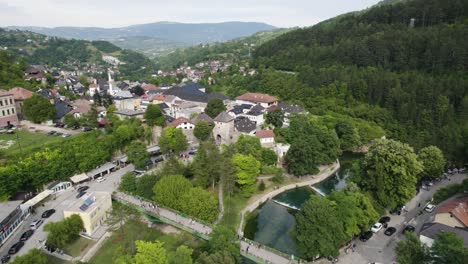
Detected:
left=30, top=219, right=44, bottom=230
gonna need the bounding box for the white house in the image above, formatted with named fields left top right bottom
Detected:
left=168, top=117, right=195, bottom=130
left=256, top=130, right=275, bottom=146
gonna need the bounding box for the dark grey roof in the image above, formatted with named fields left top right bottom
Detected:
left=36, top=89, right=53, bottom=99
left=55, top=100, right=72, bottom=119
left=214, top=111, right=234, bottom=123
left=191, top=112, right=214, bottom=124
left=165, top=115, right=175, bottom=123
left=235, top=116, right=256, bottom=133
left=157, top=103, right=169, bottom=110
left=278, top=102, right=304, bottom=113
left=163, top=84, right=208, bottom=103
left=229, top=104, right=252, bottom=115
left=247, top=104, right=265, bottom=116
left=208, top=92, right=229, bottom=101
left=118, top=82, right=130, bottom=90
left=420, top=223, right=468, bottom=246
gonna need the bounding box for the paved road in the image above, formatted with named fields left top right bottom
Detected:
left=334, top=172, right=467, bottom=264
left=0, top=165, right=133, bottom=261
left=19, top=120, right=82, bottom=135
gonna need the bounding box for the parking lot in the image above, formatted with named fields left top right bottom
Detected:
left=0, top=164, right=133, bottom=261
left=334, top=172, right=467, bottom=264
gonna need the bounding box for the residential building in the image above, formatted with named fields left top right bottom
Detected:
left=191, top=112, right=214, bottom=125
left=63, top=192, right=112, bottom=236
left=113, top=91, right=140, bottom=111
left=235, top=92, right=278, bottom=108
left=8, top=87, right=33, bottom=119
left=0, top=90, right=18, bottom=127
left=213, top=111, right=236, bottom=145
left=419, top=222, right=468, bottom=247
left=69, top=99, right=92, bottom=119
left=234, top=116, right=256, bottom=136
left=55, top=100, right=73, bottom=122
left=257, top=130, right=275, bottom=147
left=0, top=201, right=30, bottom=245
left=88, top=83, right=99, bottom=97
left=168, top=117, right=195, bottom=130
left=114, top=109, right=145, bottom=120
left=434, top=197, right=468, bottom=228
left=242, top=104, right=265, bottom=125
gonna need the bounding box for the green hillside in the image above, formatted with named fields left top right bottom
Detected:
left=251, top=0, right=468, bottom=163
left=155, top=28, right=292, bottom=69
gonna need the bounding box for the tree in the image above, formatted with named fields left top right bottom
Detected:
left=431, top=232, right=468, bottom=264
left=232, top=135, right=262, bottom=160
left=293, top=195, right=346, bottom=258
left=153, top=175, right=192, bottom=209
left=135, top=173, right=160, bottom=199
left=120, top=172, right=137, bottom=193
left=106, top=202, right=138, bottom=236
left=335, top=121, right=361, bottom=151
left=363, top=139, right=423, bottom=208
left=63, top=114, right=79, bottom=127
left=159, top=127, right=188, bottom=154
left=23, top=94, right=56, bottom=123
left=418, top=146, right=445, bottom=179
left=11, top=249, right=47, bottom=264
left=134, top=240, right=168, bottom=264
left=181, top=187, right=218, bottom=222
left=170, top=245, right=193, bottom=264
left=44, top=214, right=83, bottom=249
left=201, top=226, right=241, bottom=264
left=205, top=98, right=226, bottom=118
left=194, top=120, right=213, bottom=141
left=127, top=141, right=150, bottom=170
left=261, top=148, right=277, bottom=166
left=232, top=154, right=260, bottom=196
left=265, top=109, right=284, bottom=128
left=145, top=104, right=165, bottom=127
left=192, top=142, right=223, bottom=189
left=396, top=232, right=430, bottom=264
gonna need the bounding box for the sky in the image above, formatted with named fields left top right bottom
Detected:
left=0, top=0, right=382, bottom=28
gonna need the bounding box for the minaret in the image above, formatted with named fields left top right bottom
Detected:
left=108, top=70, right=113, bottom=95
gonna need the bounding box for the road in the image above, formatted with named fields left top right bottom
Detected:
left=0, top=164, right=133, bottom=260
left=334, top=172, right=467, bottom=264
left=19, top=120, right=82, bottom=135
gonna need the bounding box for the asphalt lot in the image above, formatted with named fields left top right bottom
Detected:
left=0, top=164, right=134, bottom=261
left=334, top=172, right=467, bottom=264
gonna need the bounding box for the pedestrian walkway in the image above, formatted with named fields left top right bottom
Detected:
left=113, top=192, right=212, bottom=240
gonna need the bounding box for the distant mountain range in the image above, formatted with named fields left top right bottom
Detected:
left=8, top=22, right=276, bottom=58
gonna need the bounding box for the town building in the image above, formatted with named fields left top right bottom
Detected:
left=257, top=130, right=275, bottom=147
left=234, top=116, right=256, bottom=136
left=191, top=112, right=214, bottom=125
left=419, top=222, right=468, bottom=247
left=168, top=117, right=195, bottom=130
left=235, top=92, right=278, bottom=108
left=8, top=87, right=33, bottom=120
left=0, top=90, right=18, bottom=127
left=213, top=111, right=236, bottom=145
left=63, top=192, right=112, bottom=236
left=0, top=201, right=30, bottom=245
left=434, top=197, right=468, bottom=228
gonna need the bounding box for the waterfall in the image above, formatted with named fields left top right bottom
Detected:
left=272, top=200, right=301, bottom=210
left=310, top=186, right=327, bottom=197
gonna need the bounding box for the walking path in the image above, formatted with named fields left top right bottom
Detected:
left=113, top=192, right=212, bottom=239
left=237, top=161, right=340, bottom=264
left=80, top=232, right=112, bottom=262
left=214, top=178, right=224, bottom=225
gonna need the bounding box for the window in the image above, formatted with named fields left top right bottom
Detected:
left=0, top=100, right=3, bottom=106
left=1, top=110, right=4, bottom=116
left=7, top=109, right=10, bottom=115
left=10, top=99, right=13, bottom=104
left=11, top=108, right=15, bottom=114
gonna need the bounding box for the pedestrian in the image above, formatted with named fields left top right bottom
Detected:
left=246, top=246, right=249, bottom=253
left=418, top=203, right=421, bottom=207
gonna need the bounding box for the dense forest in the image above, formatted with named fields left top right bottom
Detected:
left=251, top=0, right=468, bottom=164
left=0, top=50, right=33, bottom=89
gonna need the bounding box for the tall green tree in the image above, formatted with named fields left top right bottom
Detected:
left=10, top=249, right=47, bottom=264
left=418, top=146, right=445, bottom=179
left=194, top=120, right=213, bottom=141
left=396, top=232, right=430, bottom=264
left=159, top=127, right=188, bottom=154
left=232, top=154, right=260, bottom=196
left=431, top=232, right=468, bottom=264
left=44, top=214, right=83, bottom=249
left=170, top=245, right=193, bottom=264
left=144, top=104, right=165, bottom=127
left=127, top=141, right=150, bottom=169
left=181, top=187, right=218, bottom=223
left=261, top=148, right=278, bottom=166
left=363, top=139, right=423, bottom=208
left=205, top=98, right=226, bottom=118
left=134, top=240, right=168, bottom=264
left=22, top=94, right=56, bottom=123
left=232, top=135, right=262, bottom=160
left=335, top=121, right=361, bottom=151
left=293, top=195, right=346, bottom=258
left=153, top=175, right=192, bottom=210
left=120, top=172, right=137, bottom=193
left=192, top=142, right=222, bottom=189
left=265, top=109, right=284, bottom=128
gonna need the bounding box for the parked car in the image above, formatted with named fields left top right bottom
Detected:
left=379, top=216, right=391, bottom=224
left=384, top=227, right=396, bottom=236
left=371, top=223, right=383, bottom=233
left=30, top=219, right=43, bottom=230
left=71, top=125, right=80, bottom=130
left=425, top=204, right=436, bottom=213
left=1, top=255, right=10, bottom=263
left=359, top=231, right=373, bottom=242
left=76, top=191, right=87, bottom=198
left=62, top=133, right=71, bottom=138
left=42, top=209, right=56, bottom=218
left=47, top=131, right=56, bottom=135
left=55, top=132, right=63, bottom=136
left=20, top=230, right=34, bottom=241
left=96, top=177, right=105, bottom=183
left=154, top=156, right=164, bottom=163
left=403, top=225, right=415, bottom=234
left=390, top=205, right=403, bottom=215
left=81, top=127, right=92, bottom=132
left=8, top=242, right=24, bottom=254
left=77, top=186, right=89, bottom=193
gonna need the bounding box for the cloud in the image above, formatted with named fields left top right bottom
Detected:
left=0, top=0, right=381, bottom=28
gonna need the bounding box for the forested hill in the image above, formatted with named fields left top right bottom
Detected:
left=252, top=0, right=468, bottom=163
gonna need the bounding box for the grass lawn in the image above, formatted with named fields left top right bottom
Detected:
left=89, top=219, right=201, bottom=264
left=46, top=255, right=68, bottom=264
left=63, top=236, right=96, bottom=257
left=0, top=129, right=65, bottom=158
left=220, top=193, right=249, bottom=231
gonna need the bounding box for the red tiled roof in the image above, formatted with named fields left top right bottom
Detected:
left=8, top=87, right=33, bottom=100
left=168, top=117, right=193, bottom=127
left=153, top=94, right=167, bottom=101
left=143, top=84, right=160, bottom=91
left=89, top=83, right=99, bottom=88
left=236, top=93, right=278, bottom=104
left=0, top=89, right=12, bottom=97
left=435, top=197, right=468, bottom=226
left=256, top=130, right=275, bottom=139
